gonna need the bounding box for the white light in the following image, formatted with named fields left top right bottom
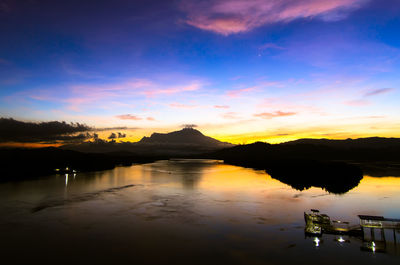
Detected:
left=314, top=237, right=320, bottom=247
left=65, top=174, right=68, bottom=186
left=338, top=237, right=345, bottom=243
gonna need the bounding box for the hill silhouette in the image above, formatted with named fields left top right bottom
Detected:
left=283, top=137, right=400, bottom=149
left=203, top=138, right=400, bottom=193
left=62, top=128, right=234, bottom=155
left=0, top=147, right=160, bottom=181
left=3, top=136, right=400, bottom=192
left=139, top=128, right=230, bottom=146
left=209, top=137, right=400, bottom=163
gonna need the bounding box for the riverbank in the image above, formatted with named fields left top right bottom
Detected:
left=0, top=147, right=161, bottom=181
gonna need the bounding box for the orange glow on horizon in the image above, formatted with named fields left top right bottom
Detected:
left=1, top=122, right=399, bottom=148
left=1, top=130, right=399, bottom=148
left=0, top=142, right=63, bottom=148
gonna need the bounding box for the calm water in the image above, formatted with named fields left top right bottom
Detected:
left=1, top=159, right=399, bottom=264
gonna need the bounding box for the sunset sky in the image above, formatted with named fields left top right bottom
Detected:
left=1, top=0, right=400, bottom=144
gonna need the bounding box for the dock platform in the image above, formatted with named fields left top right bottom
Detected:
left=358, top=215, right=400, bottom=244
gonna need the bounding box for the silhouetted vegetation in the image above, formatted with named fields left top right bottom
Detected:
left=0, top=147, right=160, bottom=181
left=204, top=141, right=371, bottom=193
left=2, top=134, right=400, bottom=193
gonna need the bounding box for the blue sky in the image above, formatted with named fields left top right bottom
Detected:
left=1, top=0, right=400, bottom=143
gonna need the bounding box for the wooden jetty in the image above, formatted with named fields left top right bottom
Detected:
left=358, top=215, right=400, bottom=244
left=304, top=210, right=362, bottom=236
left=304, top=210, right=400, bottom=241
left=304, top=211, right=400, bottom=254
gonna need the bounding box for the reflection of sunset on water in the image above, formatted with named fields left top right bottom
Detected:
left=1, top=160, right=399, bottom=264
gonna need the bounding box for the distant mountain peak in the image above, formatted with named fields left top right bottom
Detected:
left=138, top=128, right=232, bottom=147
left=62, top=128, right=234, bottom=155
left=148, top=127, right=203, bottom=138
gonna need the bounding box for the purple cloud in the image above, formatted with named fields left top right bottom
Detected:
left=115, top=114, right=142, bottom=120
left=364, top=88, right=395, bottom=97
left=254, top=111, right=297, bottom=119
left=180, top=0, right=368, bottom=35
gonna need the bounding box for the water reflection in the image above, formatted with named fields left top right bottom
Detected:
left=304, top=208, right=400, bottom=256
left=61, top=173, right=77, bottom=187
left=267, top=162, right=363, bottom=194
left=1, top=160, right=400, bottom=264
left=305, top=231, right=400, bottom=255
left=144, top=159, right=223, bottom=189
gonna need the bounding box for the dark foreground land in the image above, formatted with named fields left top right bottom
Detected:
left=1, top=137, right=400, bottom=193
left=205, top=138, right=400, bottom=193
left=0, top=147, right=161, bottom=181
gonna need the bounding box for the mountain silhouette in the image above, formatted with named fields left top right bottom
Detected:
left=62, top=128, right=234, bottom=155
left=3, top=136, right=400, bottom=185
left=208, top=137, right=400, bottom=163
left=138, top=128, right=231, bottom=146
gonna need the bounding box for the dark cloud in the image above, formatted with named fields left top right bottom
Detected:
left=181, top=124, right=198, bottom=129
left=0, top=118, right=92, bottom=143
left=108, top=132, right=126, bottom=140
left=95, top=127, right=128, bottom=131
left=41, top=132, right=93, bottom=144
left=364, top=88, right=394, bottom=97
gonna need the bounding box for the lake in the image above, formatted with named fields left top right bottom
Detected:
left=1, top=159, right=399, bottom=264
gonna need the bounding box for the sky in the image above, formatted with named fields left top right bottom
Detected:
left=1, top=0, right=400, bottom=145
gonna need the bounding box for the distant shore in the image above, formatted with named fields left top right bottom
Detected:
left=0, top=147, right=161, bottom=181
left=2, top=137, right=400, bottom=192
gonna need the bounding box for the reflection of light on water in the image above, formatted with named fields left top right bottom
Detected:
left=2, top=160, right=400, bottom=263
left=73, top=173, right=76, bottom=179
left=314, top=237, right=320, bottom=247
left=337, top=236, right=346, bottom=243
